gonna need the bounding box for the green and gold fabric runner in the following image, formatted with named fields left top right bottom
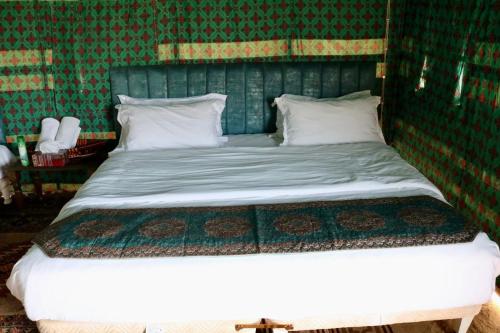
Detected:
left=34, top=196, right=478, bottom=258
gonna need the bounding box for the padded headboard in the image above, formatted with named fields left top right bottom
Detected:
left=110, top=62, right=379, bottom=135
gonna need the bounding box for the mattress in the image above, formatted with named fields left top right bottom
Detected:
left=7, top=138, right=500, bottom=324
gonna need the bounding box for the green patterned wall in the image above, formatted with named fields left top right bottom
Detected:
left=2, top=0, right=497, bottom=242
left=0, top=0, right=387, bottom=143
left=385, top=0, right=500, bottom=242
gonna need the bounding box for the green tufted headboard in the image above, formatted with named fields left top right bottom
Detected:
left=109, top=62, right=380, bottom=135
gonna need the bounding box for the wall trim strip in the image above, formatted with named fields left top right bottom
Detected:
left=158, top=39, right=384, bottom=61
left=0, top=73, right=53, bottom=92
left=0, top=49, right=52, bottom=67
left=6, top=131, right=116, bottom=143
left=292, top=38, right=384, bottom=56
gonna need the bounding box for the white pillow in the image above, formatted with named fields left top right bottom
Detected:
left=115, top=101, right=223, bottom=151
left=117, top=93, right=227, bottom=136
left=274, top=90, right=372, bottom=138
left=275, top=93, right=384, bottom=146
left=0, top=145, right=16, bottom=179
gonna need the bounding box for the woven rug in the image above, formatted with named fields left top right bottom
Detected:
left=0, top=239, right=38, bottom=333
left=294, top=327, right=395, bottom=333
left=0, top=194, right=71, bottom=233
left=0, top=314, right=37, bottom=333
left=0, top=195, right=64, bottom=333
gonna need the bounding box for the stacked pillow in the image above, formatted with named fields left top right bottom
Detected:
left=114, top=90, right=383, bottom=152
left=274, top=90, right=384, bottom=146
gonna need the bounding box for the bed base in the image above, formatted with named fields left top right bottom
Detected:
left=37, top=304, right=481, bottom=333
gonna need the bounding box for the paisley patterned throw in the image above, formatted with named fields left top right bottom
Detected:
left=33, top=196, right=478, bottom=258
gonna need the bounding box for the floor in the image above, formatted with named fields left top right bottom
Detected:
left=0, top=194, right=498, bottom=333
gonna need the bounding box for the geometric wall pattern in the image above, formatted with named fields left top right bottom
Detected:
left=0, top=0, right=387, bottom=142
left=385, top=0, right=499, bottom=242
left=0, top=0, right=497, bottom=244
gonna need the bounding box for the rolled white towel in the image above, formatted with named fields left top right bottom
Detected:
left=38, top=140, right=67, bottom=154
left=55, top=116, right=80, bottom=149
left=71, top=127, right=81, bottom=148
left=35, top=117, right=60, bottom=151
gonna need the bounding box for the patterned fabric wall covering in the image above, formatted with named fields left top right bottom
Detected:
left=0, top=0, right=387, bottom=142
left=384, top=0, right=499, bottom=242
left=0, top=116, right=4, bottom=143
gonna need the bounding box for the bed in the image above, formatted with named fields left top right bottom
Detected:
left=7, top=62, right=500, bottom=333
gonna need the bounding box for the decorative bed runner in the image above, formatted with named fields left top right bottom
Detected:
left=34, top=196, right=478, bottom=258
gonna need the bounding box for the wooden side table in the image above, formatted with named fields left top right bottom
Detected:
left=5, top=161, right=101, bottom=209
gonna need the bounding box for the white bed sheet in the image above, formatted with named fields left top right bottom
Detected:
left=223, top=133, right=281, bottom=147
left=7, top=140, right=500, bottom=323
left=55, top=142, right=447, bottom=218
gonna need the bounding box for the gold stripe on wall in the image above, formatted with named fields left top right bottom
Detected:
left=292, top=39, right=384, bottom=56
left=178, top=39, right=289, bottom=60
left=157, top=43, right=175, bottom=61
left=80, top=131, right=116, bottom=140
left=6, top=134, right=40, bottom=143
left=0, top=73, right=53, bottom=92
left=6, top=131, right=116, bottom=143
left=0, top=49, right=52, bottom=67
left=21, top=183, right=81, bottom=194
left=376, top=62, right=385, bottom=78
left=158, top=39, right=384, bottom=61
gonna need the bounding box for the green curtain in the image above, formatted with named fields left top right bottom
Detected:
left=385, top=0, right=499, bottom=242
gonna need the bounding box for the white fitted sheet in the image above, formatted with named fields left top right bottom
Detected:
left=7, top=141, right=500, bottom=323
left=223, top=133, right=282, bottom=147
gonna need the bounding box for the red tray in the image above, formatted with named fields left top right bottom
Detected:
left=31, top=151, right=67, bottom=167
left=30, top=140, right=106, bottom=167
